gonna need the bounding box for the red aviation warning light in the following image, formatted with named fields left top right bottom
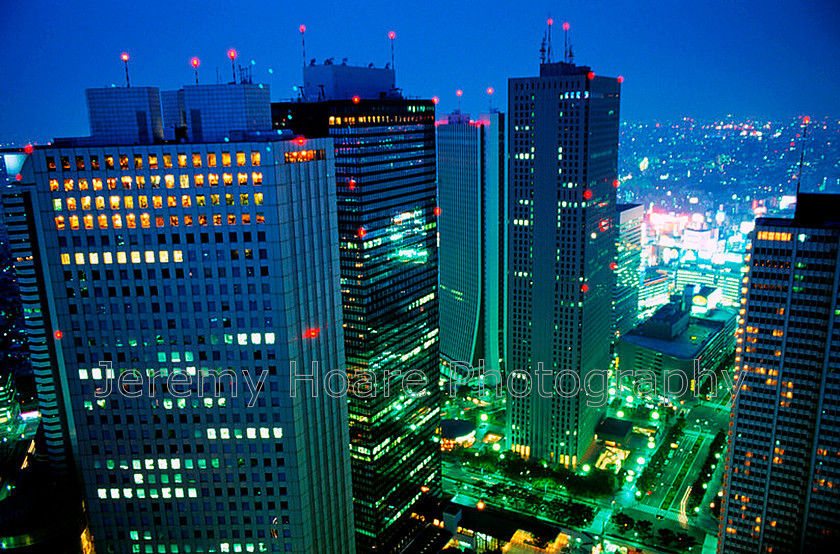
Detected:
left=434, top=207, right=442, bottom=216
left=617, top=75, right=624, bottom=84
left=613, top=179, right=620, bottom=188
left=348, top=178, right=356, bottom=191
left=486, top=87, right=494, bottom=95
left=303, top=327, right=320, bottom=339
left=610, top=262, right=618, bottom=270
left=587, top=71, right=595, bottom=80
left=120, top=52, right=129, bottom=62
left=583, top=190, right=593, bottom=200
left=456, top=89, right=463, bottom=97
left=352, top=95, right=361, bottom=104
left=227, top=48, right=237, bottom=61
left=24, top=144, right=33, bottom=154
left=432, top=96, right=439, bottom=104
left=388, top=31, right=396, bottom=40
left=357, top=227, right=367, bottom=238
left=191, top=57, right=200, bottom=68
left=299, top=24, right=306, bottom=33
left=54, top=330, right=63, bottom=340
left=295, top=137, right=306, bottom=146
left=581, top=284, right=590, bottom=293
left=562, top=22, right=570, bottom=31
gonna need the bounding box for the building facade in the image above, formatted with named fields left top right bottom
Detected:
left=613, top=203, right=643, bottom=339
left=273, top=68, right=441, bottom=553
left=506, top=61, right=620, bottom=465
left=436, top=111, right=506, bottom=383
left=719, top=194, right=840, bottom=552
left=3, top=122, right=356, bottom=551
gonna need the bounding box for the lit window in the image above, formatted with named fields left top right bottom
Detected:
left=156, top=216, right=164, bottom=227
left=173, top=250, right=183, bottom=262
left=69, top=215, right=79, bottom=229
left=184, top=215, right=193, bottom=226
left=265, top=332, right=275, bottom=344
left=60, top=253, right=70, bottom=265
left=134, top=154, right=143, bottom=170
left=117, top=252, right=127, bottom=264
left=81, top=196, right=91, bottom=210
left=96, top=197, right=105, bottom=210
left=165, top=175, right=175, bottom=189
left=119, top=155, right=129, bottom=170
left=207, top=153, right=217, bottom=167
left=149, top=154, right=158, bottom=169
left=208, top=173, right=219, bottom=186
left=49, top=179, right=59, bottom=191
left=66, top=198, right=77, bottom=210
left=159, top=251, right=169, bottom=263
left=167, top=196, right=177, bottom=208
left=252, top=172, right=262, bottom=185
left=103, top=252, right=113, bottom=264
left=256, top=213, right=265, bottom=224
left=153, top=196, right=163, bottom=209
left=222, top=152, right=231, bottom=167
left=53, top=198, right=62, bottom=211
left=145, top=251, right=155, bottom=263
left=83, top=215, right=94, bottom=229
left=124, top=196, right=134, bottom=209
left=223, top=173, right=233, bottom=186
left=107, top=177, right=117, bottom=190
left=198, top=215, right=207, bottom=226
left=196, top=195, right=205, bottom=206
left=136, top=176, right=145, bottom=189
left=225, top=194, right=234, bottom=206
left=126, top=213, right=136, bottom=228
left=55, top=216, right=65, bottom=230
left=177, top=153, right=187, bottom=168
left=112, top=214, right=122, bottom=229
left=89, top=252, right=99, bottom=264
left=90, top=156, right=99, bottom=170
left=228, top=214, right=236, bottom=225
left=180, top=174, right=190, bottom=188
left=254, top=193, right=263, bottom=206
left=151, top=175, right=161, bottom=188
left=170, top=215, right=179, bottom=226
left=251, top=151, right=260, bottom=166
left=75, top=253, right=84, bottom=265
left=104, top=155, right=114, bottom=170
left=236, top=152, right=246, bottom=166
left=78, top=178, right=89, bottom=191
left=141, top=213, right=150, bottom=228
left=238, top=173, right=248, bottom=185
left=75, top=155, right=85, bottom=170
left=192, top=153, right=202, bottom=168
left=213, top=214, right=222, bottom=226
left=64, top=179, right=74, bottom=191
left=110, top=196, right=120, bottom=210
left=131, top=251, right=141, bottom=263
left=240, top=194, right=249, bottom=206
left=122, top=176, right=132, bottom=189
left=242, top=214, right=250, bottom=225
left=182, top=195, right=191, bottom=208
left=195, top=174, right=205, bottom=187
left=163, top=154, right=172, bottom=168
left=211, top=194, right=220, bottom=206
left=93, top=178, right=103, bottom=191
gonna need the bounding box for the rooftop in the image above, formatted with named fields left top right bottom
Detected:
left=621, top=307, right=736, bottom=360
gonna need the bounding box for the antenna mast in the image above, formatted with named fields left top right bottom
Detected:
left=563, top=22, right=570, bottom=61
left=547, top=17, right=553, bottom=63
left=796, top=116, right=811, bottom=197
left=389, top=31, right=396, bottom=70
left=121, top=52, right=130, bottom=88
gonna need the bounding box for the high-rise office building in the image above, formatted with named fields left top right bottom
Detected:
left=675, top=257, right=743, bottom=308
left=507, top=61, right=620, bottom=465
left=436, top=111, right=506, bottom=382
left=273, top=63, right=440, bottom=553
left=3, top=84, right=356, bottom=553
left=85, top=87, right=164, bottom=145
left=613, top=203, right=643, bottom=339
left=719, top=193, right=840, bottom=552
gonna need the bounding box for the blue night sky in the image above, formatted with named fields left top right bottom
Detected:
left=1, top=0, right=839, bottom=144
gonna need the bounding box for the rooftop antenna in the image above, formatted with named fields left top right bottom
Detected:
left=539, top=32, right=547, bottom=64
left=563, top=22, right=570, bottom=61
left=547, top=16, right=553, bottom=63
left=388, top=31, right=396, bottom=70
left=299, top=25, right=307, bottom=70
left=796, top=116, right=811, bottom=197
left=456, top=89, right=463, bottom=112
left=487, top=87, right=494, bottom=111
left=120, top=52, right=130, bottom=88
left=227, top=49, right=238, bottom=83
left=190, top=57, right=200, bottom=84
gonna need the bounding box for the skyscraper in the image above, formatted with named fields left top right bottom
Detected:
left=436, top=111, right=506, bottom=383
left=273, top=63, right=440, bottom=553
left=3, top=84, right=356, bottom=553
left=613, top=203, right=643, bottom=339
left=719, top=193, right=840, bottom=552
left=507, top=61, right=620, bottom=465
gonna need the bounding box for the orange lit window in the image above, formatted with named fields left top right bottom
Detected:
left=211, top=194, right=220, bottom=206
left=177, top=153, right=187, bottom=168
left=251, top=151, right=260, bottom=166
left=252, top=172, right=262, bottom=185
left=194, top=174, right=205, bottom=187
left=150, top=176, right=161, bottom=188
left=223, top=173, right=233, bottom=186
left=134, top=154, right=143, bottom=170
left=78, top=179, right=89, bottom=191
left=98, top=214, right=108, bottom=229
left=207, top=153, right=217, bottom=167
left=170, top=216, right=179, bottom=226
left=96, top=197, right=105, bottom=210
left=256, top=213, right=265, bottom=224
left=167, top=197, right=177, bottom=208
left=225, top=194, right=234, bottom=206
left=222, top=152, right=231, bottom=167
left=55, top=216, right=65, bottom=230
left=107, top=177, right=117, bottom=190
left=49, top=179, right=59, bottom=191
left=241, top=213, right=250, bottom=225
left=83, top=215, right=93, bottom=229
left=66, top=198, right=77, bottom=211
left=139, top=196, right=148, bottom=209
left=124, top=197, right=134, bottom=209
left=121, top=176, right=132, bottom=189
left=149, top=154, right=158, bottom=169
left=64, top=179, right=74, bottom=191
left=238, top=173, right=248, bottom=185
left=240, top=194, right=249, bottom=206
left=228, top=214, right=236, bottom=225
left=208, top=174, right=219, bottom=186
left=182, top=195, right=191, bottom=208
left=112, top=214, right=122, bottom=229
left=119, top=155, right=129, bottom=170
left=196, top=195, right=205, bottom=207
left=192, top=153, right=202, bottom=168
left=141, top=213, right=150, bottom=228
left=126, top=214, right=136, bottom=228
left=153, top=196, right=163, bottom=209
left=93, top=178, right=103, bottom=191
left=236, top=151, right=246, bottom=166
left=198, top=215, right=207, bottom=226
left=165, top=175, right=175, bottom=189
left=110, top=196, right=120, bottom=210
left=180, top=175, right=189, bottom=188
left=213, top=214, right=222, bottom=226
left=155, top=216, right=164, bottom=227
left=184, top=215, right=193, bottom=226
left=104, top=155, right=114, bottom=170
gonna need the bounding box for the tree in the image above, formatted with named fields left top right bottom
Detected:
left=612, top=513, right=635, bottom=533
left=636, top=520, right=653, bottom=538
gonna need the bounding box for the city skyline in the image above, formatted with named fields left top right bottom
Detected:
left=2, top=0, right=840, bottom=144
